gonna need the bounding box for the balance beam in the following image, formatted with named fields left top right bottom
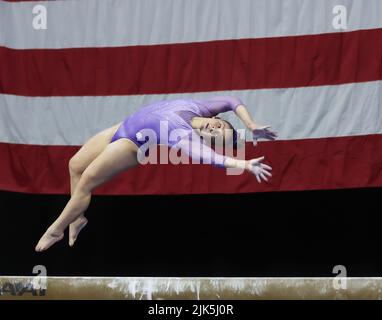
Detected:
left=0, top=277, right=381, bottom=300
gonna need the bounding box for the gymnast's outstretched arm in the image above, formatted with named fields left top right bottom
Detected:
left=198, top=95, right=258, bottom=128
left=174, top=135, right=272, bottom=183
left=199, top=96, right=278, bottom=145
left=235, top=104, right=278, bottom=145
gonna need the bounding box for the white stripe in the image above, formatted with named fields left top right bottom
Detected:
left=1, top=0, right=382, bottom=49
left=1, top=81, right=382, bottom=145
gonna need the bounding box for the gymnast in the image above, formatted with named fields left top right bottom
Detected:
left=35, top=96, right=277, bottom=252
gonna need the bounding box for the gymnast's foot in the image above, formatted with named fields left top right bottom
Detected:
left=35, top=228, right=64, bottom=252
left=69, top=216, right=88, bottom=247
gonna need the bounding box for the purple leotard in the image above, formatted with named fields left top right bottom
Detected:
left=111, top=96, right=243, bottom=167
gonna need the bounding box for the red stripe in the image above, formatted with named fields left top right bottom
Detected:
left=1, top=28, right=382, bottom=96
left=1, top=135, right=381, bottom=194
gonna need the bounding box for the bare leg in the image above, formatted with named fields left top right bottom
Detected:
left=68, top=122, right=121, bottom=246
left=68, top=169, right=88, bottom=246
left=35, top=138, right=138, bottom=252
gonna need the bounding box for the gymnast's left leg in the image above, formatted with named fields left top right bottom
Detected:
left=35, top=138, right=139, bottom=252
left=68, top=122, right=122, bottom=246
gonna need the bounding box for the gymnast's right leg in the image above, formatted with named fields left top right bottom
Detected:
left=68, top=122, right=121, bottom=246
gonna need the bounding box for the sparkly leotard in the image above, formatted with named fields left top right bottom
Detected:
left=111, top=96, right=243, bottom=167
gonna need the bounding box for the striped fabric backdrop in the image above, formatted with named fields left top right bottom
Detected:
left=1, top=0, right=382, bottom=195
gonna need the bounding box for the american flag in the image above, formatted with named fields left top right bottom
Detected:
left=1, top=0, right=382, bottom=195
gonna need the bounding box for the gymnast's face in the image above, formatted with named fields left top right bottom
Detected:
left=199, top=117, right=233, bottom=142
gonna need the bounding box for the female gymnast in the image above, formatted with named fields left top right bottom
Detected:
left=35, top=96, right=277, bottom=252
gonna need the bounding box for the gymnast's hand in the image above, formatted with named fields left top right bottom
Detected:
left=245, top=156, right=272, bottom=183
left=251, top=124, right=277, bottom=146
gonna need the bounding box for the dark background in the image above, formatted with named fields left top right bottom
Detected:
left=0, top=188, right=380, bottom=277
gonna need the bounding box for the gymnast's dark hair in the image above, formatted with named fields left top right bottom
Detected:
left=224, top=120, right=238, bottom=150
